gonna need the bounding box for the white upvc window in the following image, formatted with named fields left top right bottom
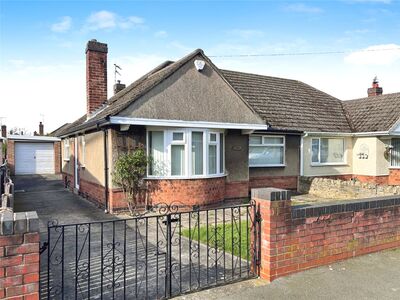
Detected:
left=249, top=135, right=285, bottom=167
left=63, top=139, right=70, bottom=161
left=311, top=137, right=345, bottom=165
left=147, top=128, right=225, bottom=178
left=80, top=136, right=86, bottom=167
left=391, top=138, right=400, bottom=168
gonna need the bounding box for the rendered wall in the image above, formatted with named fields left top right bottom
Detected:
left=303, top=136, right=353, bottom=176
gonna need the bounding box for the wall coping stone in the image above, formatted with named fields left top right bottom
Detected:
left=292, top=195, right=400, bottom=219
left=0, top=210, right=39, bottom=235
left=251, top=187, right=291, bottom=201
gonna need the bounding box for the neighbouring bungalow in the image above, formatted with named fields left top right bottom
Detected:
left=56, top=39, right=400, bottom=212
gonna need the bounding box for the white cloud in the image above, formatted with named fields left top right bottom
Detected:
left=285, top=3, right=323, bottom=13
left=85, top=10, right=144, bottom=31
left=226, top=29, right=265, bottom=39
left=344, top=44, right=400, bottom=65
left=51, top=16, right=72, bottom=33
left=154, top=30, right=168, bottom=38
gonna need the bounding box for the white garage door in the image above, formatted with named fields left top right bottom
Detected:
left=15, top=142, right=55, bottom=175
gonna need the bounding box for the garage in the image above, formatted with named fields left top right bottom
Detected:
left=15, top=142, right=55, bottom=175
left=5, top=135, right=61, bottom=176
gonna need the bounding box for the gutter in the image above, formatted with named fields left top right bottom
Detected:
left=300, top=133, right=308, bottom=177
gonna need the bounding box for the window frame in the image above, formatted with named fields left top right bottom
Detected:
left=63, top=139, right=70, bottom=161
left=249, top=135, right=286, bottom=167
left=80, top=135, right=86, bottom=168
left=390, top=138, right=400, bottom=169
left=311, top=137, right=346, bottom=166
left=146, top=127, right=225, bottom=179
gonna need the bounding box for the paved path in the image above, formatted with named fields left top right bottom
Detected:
left=177, top=247, right=400, bottom=300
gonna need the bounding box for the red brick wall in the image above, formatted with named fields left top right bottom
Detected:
left=250, top=175, right=298, bottom=190
left=225, top=181, right=249, bottom=199
left=0, top=214, right=40, bottom=299
left=86, top=40, right=108, bottom=115
left=252, top=188, right=400, bottom=282
left=79, top=178, right=106, bottom=208
left=54, top=141, right=61, bottom=174
left=147, top=177, right=226, bottom=207
left=6, top=140, right=15, bottom=175
left=389, top=169, right=400, bottom=185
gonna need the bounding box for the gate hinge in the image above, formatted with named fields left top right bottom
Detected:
left=39, top=242, right=48, bottom=254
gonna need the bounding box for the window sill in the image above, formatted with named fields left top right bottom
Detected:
left=146, top=173, right=227, bottom=180
left=63, top=159, right=70, bottom=162
left=389, top=167, right=400, bottom=169
left=311, top=163, right=348, bottom=167
left=249, top=164, right=286, bottom=168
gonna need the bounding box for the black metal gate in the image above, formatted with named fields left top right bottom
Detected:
left=40, top=202, right=260, bottom=299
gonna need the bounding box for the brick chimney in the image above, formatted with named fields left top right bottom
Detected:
left=113, top=80, right=126, bottom=95
left=367, top=76, right=383, bottom=97
left=86, top=39, right=108, bottom=116
left=1, top=125, right=6, bottom=138
left=39, top=122, right=44, bottom=136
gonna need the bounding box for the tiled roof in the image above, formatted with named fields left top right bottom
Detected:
left=221, top=70, right=352, bottom=132
left=59, top=48, right=399, bottom=136
left=343, top=92, right=400, bottom=132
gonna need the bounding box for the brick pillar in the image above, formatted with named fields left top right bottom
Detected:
left=7, top=140, right=15, bottom=175
left=0, top=211, right=40, bottom=299
left=251, top=187, right=292, bottom=282
left=54, top=141, right=61, bottom=174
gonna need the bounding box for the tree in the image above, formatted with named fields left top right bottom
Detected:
left=112, top=148, right=150, bottom=215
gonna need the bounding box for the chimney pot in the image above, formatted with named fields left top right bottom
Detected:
left=39, top=122, right=44, bottom=136
left=113, top=81, right=126, bottom=95
left=1, top=125, right=6, bottom=138
left=367, top=76, right=383, bottom=97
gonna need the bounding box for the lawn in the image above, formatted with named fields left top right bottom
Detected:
left=181, top=221, right=251, bottom=259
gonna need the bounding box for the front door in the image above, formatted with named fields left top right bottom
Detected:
left=74, top=136, right=80, bottom=189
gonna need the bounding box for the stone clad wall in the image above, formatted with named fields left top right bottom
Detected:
left=299, top=176, right=400, bottom=199
left=252, top=188, right=400, bottom=282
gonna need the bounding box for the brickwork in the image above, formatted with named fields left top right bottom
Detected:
left=252, top=188, right=400, bottom=282
left=86, top=40, right=108, bottom=115
left=389, top=169, right=400, bottom=185
left=0, top=211, right=40, bottom=299
left=250, top=175, right=298, bottom=190
left=147, top=177, right=226, bottom=207
left=78, top=178, right=106, bottom=208
left=225, top=181, right=249, bottom=199
left=6, top=140, right=15, bottom=175
left=54, top=141, right=61, bottom=174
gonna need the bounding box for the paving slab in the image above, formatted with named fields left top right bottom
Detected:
left=177, top=248, right=400, bottom=300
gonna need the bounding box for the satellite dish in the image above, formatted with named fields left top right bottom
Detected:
left=194, top=60, right=205, bottom=71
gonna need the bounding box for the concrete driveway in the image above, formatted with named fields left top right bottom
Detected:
left=13, top=174, right=116, bottom=233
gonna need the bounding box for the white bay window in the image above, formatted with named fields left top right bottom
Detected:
left=249, top=135, right=285, bottom=167
left=147, top=128, right=225, bottom=178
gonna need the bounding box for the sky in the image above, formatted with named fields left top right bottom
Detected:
left=0, top=0, right=399, bottom=134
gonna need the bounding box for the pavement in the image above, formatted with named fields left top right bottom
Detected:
left=177, top=245, right=400, bottom=300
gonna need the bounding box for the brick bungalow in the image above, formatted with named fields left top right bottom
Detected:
left=56, top=39, right=400, bottom=212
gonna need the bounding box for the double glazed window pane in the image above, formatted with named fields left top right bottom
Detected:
left=149, top=131, right=164, bottom=175
left=249, top=146, right=283, bottom=165
left=191, top=132, right=203, bottom=175
left=209, top=144, right=217, bottom=174
left=171, top=145, right=185, bottom=175
left=311, top=139, right=319, bottom=163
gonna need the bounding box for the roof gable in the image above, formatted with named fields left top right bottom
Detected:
left=117, top=52, right=265, bottom=125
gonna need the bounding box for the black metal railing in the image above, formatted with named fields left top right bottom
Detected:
left=40, top=202, right=260, bottom=299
